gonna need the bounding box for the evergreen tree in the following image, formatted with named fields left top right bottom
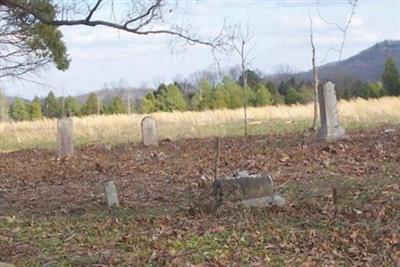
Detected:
left=284, top=88, right=303, bottom=105
left=81, top=93, right=101, bottom=115
left=190, top=91, right=202, bottom=110
left=278, top=81, right=289, bottom=96
left=10, top=98, right=29, bottom=121
left=193, top=79, right=213, bottom=110
left=265, top=82, right=284, bottom=105
left=239, top=69, right=260, bottom=89
left=109, top=96, right=127, bottom=114
left=359, top=82, right=384, bottom=99
left=382, top=58, right=400, bottom=96
left=43, top=91, right=62, bottom=118
left=155, top=84, right=168, bottom=111
left=64, top=96, right=80, bottom=117
left=140, top=98, right=155, bottom=114
left=30, top=96, right=43, bottom=120
left=157, top=84, right=187, bottom=111
left=213, top=86, right=228, bottom=109
left=140, top=92, right=158, bottom=113
left=297, top=85, right=314, bottom=104
left=254, top=85, right=273, bottom=106
left=369, top=82, right=384, bottom=98
left=221, top=77, right=242, bottom=109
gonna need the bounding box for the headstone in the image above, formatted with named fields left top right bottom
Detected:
left=141, top=116, right=158, bottom=146
left=0, top=263, right=15, bottom=267
left=241, top=195, right=286, bottom=208
left=213, top=171, right=285, bottom=208
left=57, top=117, right=74, bottom=157
left=318, top=81, right=345, bottom=142
left=104, top=181, right=119, bottom=208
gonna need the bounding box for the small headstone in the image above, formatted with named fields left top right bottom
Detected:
left=213, top=172, right=284, bottom=208
left=104, top=181, right=119, bottom=208
left=57, top=117, right=74, bottom=157
left=318, top=81, right=345, bottom=142
left=141, top=116, right=158, bottom=146
left=241, top=195, right=286, bottom=208
left=0, top=263, right=15, bottom=267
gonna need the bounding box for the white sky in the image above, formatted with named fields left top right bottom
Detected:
left=3, top=0, right=400, bottom=99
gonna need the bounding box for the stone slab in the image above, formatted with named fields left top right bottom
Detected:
left=104, top=181, right=119, bottom=208
left=141, top=116, right=158, bottom=146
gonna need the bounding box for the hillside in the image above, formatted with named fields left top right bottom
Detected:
left=292, top=40, right=400, bottom=83
left=75, top=87, right=150, bottom=104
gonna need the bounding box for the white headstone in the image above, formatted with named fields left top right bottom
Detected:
left=318, top=81, right=345, bottom=142
left=141, top=116, right=158, bottom=146
left=104, top=181, right=119, bottom=208
left=57, top=117, right=74, bottom=157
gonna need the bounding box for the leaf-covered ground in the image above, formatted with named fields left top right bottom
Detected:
left=1, top=126, right=399, bottom=266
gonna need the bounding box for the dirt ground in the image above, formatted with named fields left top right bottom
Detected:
left=1, top=126, right=399, bottom=266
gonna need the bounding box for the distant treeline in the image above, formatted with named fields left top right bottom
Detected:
left=2, top=58, right=400, bottom=122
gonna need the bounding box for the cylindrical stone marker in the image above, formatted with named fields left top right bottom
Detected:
left=104, top=181, right=120, bottom=208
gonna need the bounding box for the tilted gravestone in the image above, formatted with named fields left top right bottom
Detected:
left=213, top=171, right=285, bottom=208
left=104, top=181, right=120, bottom=208
left=318, top=81, right=345, bottom=142
left=57, top=117, right=74, bottom=157
left=141, top=116, right=158, bottom=146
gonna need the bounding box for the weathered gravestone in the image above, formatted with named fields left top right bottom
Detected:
left=104, top=181, right=119, bottom=208
left=213, top=171, right=285, bottom=208
left=57, top=117, right=74, bottom=157
left=317, top=81, right=345, bottom=142
left=141, top=116, right=158, bottom=146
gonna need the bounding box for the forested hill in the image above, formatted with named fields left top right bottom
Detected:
left=291, top=40, right=400, bottom=83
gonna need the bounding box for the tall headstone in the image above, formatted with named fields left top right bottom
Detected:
left=57, top=117, right=74, bottom=157
left=318, top=81, right=345, bottom=142
left=141, top=116, right=158, bottom=146
left=104, top=181, right=119, bottom=208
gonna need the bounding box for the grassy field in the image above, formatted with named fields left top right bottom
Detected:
left=1, top=97, right=399, bottom=266
left=1, top=96, right=400, bottom=152
left=1, top=126, right=399, bottom=266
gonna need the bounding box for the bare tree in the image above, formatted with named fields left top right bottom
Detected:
left=189, top=69, right=222, bottom=89
left=309, top=0, right=359, bottom=130
left=228, top=22, right=256, bottom=137
left=309, top=15, right=319, bottom=131
left=227, top=65, right=242, bottom=83
left=0, top=0, right=228, bottom=80
left=0, top=87, right=8, bottom=122
left=273, top=64, right=296, bottom=84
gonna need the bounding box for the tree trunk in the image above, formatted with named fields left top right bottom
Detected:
left=310, top=17, right=319, bottom=131
left=127, top=90, right=131, bottom=116
left=242, top=41, right=248, bottom=137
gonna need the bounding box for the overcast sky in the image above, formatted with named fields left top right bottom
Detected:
left=3, top=0, right=400, bottom=99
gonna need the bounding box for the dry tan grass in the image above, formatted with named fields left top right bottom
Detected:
left=1, top=97, right=399, bottom=151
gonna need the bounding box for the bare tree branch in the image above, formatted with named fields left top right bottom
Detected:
left=317, top=0, right=359, bottom=61
left=0, top=0, right=229, bottom=80
left=86, top=0, right=103, bottom=22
